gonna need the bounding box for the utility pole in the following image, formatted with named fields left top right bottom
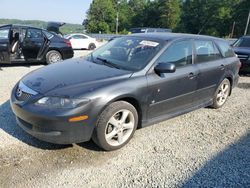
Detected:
left=244, top=10, right=250, bottom=35
left=230, top=21, right=236, bottom=38
left=115, top=1, right=120, bottom=35
left=116, top=12, right=119, bottom=35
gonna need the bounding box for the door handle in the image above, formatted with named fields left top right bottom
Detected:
left=219, top=64, right=225, bottom=70
left=188, top=72, right=196, bottom=79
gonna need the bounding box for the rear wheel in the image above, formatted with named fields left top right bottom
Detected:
left=92, top=101, right=138, bottom=151
left=211, top=78, right=231, bottom=109
left=88, top=43, right=96, bottom=50
left=46, top=50, right=62, bottom=64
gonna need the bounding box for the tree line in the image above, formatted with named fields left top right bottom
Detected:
left=84, top=0, right=250, bottom=37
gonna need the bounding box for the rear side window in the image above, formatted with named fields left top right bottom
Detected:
left=26, top=28, right=43, bottom=39
left=216, top=40, right=235, bottom=58
left=72, top=35, right=87, bottom=39
left=0, top=27, right=9, bottom=39
left=156, top=40, right=193, bottom=67
left=194, top=40, right=221, bottom=63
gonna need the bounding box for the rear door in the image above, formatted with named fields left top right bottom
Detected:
left=194, top=39, right=225, bottom=103
left=0, top=26, right=11, bottom=64
left=22, top=28, right=46, bottom=60
left=147, top=39, right=199, bottom=119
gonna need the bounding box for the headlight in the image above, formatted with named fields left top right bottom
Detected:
left=35, top=97, right=90, bottom=109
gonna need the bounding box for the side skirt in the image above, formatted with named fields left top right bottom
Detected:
left=141, top=100, right=213, bottom=128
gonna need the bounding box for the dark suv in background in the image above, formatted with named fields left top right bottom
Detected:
left=0, top=24, right=74, bottom=65
left=233, top=36, right=250, bottom=73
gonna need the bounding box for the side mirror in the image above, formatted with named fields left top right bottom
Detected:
left=154, top=63, right=176, bottom=74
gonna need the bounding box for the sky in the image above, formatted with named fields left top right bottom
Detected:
left=0, top=0, right=93, bottom=24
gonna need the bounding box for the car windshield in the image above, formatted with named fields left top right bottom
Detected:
left=233, top=37, right=250, bottom=47
left=87, top=37, right=163, bottom=71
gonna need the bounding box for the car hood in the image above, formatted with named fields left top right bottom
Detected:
left=22, top=58, right=133, bottom=96
left=233, top=47, right=250, bottom=54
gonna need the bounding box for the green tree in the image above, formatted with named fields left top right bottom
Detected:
left=158, top=0, right=181, bottom=30
left=84, top=0, right=116, bottom=33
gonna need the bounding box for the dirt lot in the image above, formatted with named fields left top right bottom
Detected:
left=0, top=53, right=249, bottom=187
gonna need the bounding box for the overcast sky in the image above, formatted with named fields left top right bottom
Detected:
left=0, top=0, right=93, bottom=24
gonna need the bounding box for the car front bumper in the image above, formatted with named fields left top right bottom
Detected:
left=10, top=89, right=95, bottom=145
left=240, top=60, right=250, bottom=73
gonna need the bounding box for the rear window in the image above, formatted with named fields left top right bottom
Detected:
left=216, top=40, right=235, bottom=58
left=233, top=37, right=250, bottom=47
left=194, top=40, right=221, bottom=63
left=43, top=31, right=54, bottom=39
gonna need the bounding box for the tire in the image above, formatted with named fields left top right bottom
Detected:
left=46, top=50, right=62, bottom=64
left=92, top=101, right=138, bottom=151
left=210, top=78, right=231, bottom=109
left=88, top=43, right=96, bottom=50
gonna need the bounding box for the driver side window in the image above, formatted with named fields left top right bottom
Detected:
left=156, top=40, right=193, bottom=67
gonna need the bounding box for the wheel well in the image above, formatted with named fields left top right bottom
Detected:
left=115, top=97, right=142, bottom=129
left=226, top=76, right=233, bottom=96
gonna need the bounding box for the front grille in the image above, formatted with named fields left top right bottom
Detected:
left=16, top=90, right=33, bottom=101
left=15, top=81, right=38, bottom=102
left=235, top=53, right=249, bottom=60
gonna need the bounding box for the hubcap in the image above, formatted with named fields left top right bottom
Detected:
left=105, top=109, right=135, bottom=147
left=216, top=81, right=230, bottom=106
left=49, top=53, right=61, bottom=63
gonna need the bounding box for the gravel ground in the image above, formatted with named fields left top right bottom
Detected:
left=0, top=54, right=249, bottom=187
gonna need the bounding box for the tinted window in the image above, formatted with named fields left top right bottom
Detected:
left=156, top=40, right=193, bottom=67
left=26, top=29, right=43, bottom=39
left=194, top=40, right=221, bottom=63
left=216, top=40, right=235, bottom=58
left=72, top=35, right=87, bottom=39
left=0, top=27, right=9, bottom=39
left=43, top=31, right=54, bottom=39
left=233, top=37, right=250, bottom=47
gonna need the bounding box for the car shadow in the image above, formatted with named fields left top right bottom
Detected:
left=0, top=100, right=102, bottom=151
left=237, top=83, right=250, bottom=89
left=0, top=100, right=71, bottom=150
left=0, top=62, right=44, bottom=70
left=179, top=132, right=250, bottom=187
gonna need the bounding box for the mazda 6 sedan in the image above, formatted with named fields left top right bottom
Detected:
left=11, top=33, right=240, bottom=151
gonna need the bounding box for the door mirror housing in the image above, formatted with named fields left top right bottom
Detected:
left=154, top=63, right=176, bottom=74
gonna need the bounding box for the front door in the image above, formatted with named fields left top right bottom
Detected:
left=147, top=39, right=199, bottom=119
left=0, top=26, right=11, bottom=64
left=22, top=28, right=46, bottom=61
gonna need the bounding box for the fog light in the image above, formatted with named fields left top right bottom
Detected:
left=69, top=115, right=89, bottom=122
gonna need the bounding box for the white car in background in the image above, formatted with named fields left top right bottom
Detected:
left=64, top=33, right=98, bottom=50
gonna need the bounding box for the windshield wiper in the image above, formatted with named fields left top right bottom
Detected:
left=96, top=57, right=121, bottom=69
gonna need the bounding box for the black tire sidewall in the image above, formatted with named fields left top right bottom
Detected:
left=93, top=101, right=138, bottom=151
left=46, top=50, right=62, bottom=64
left=88, top=43, right=96, bottom=50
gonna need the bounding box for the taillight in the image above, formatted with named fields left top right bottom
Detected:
left=64, top=39, right=72, bottom=47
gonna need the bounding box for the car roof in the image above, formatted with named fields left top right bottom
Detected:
left=130, top=33, right=222, bottom=42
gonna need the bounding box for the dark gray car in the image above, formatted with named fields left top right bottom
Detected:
left=11, top=33, right=240, bottom=151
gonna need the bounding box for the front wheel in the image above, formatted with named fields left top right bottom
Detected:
left=46, top=50, right=62, bottom=64
left=211, top=78, right=231, bottom=109
left=92, top=101, right=138, bottom=151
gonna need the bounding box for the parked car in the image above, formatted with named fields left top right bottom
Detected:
left=11, top=33, right=240, bottom=151
left=129, top=27, right=172, bottom=34
left=64, top=33, right=98, bottom=50
left=232, top=36, right=250, bottom=73
left=0, top=24, right=74, bottom=65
